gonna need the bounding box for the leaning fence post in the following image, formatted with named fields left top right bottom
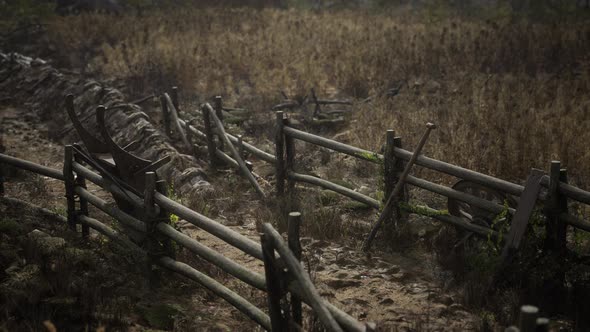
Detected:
left=261, top=233, right=286, bottom=331
left=275, top=111, right=286, bottom=197
left=160, top=95, right=171, bottom=138
left=215, top=96, right=224, bottom=151
left=287, top=212, right=303, bottom=329
left=544, top=161, right=567, bottom=254
left=202, top=106, right=219, bottom=167
left=383, top=130, right=397, bottom=223
left=171, top=86, right=180, bottom=118
left=74, top=153, right=89, bottom=238
left=63, top=145, right=77, bottom=231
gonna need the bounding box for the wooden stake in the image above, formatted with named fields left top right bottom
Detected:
left=160, top=95, right=171, bottom=137
left=63, top=145, right=76, bottom=231
left=74, top=152, right=89, bottom=238
left=261, top=233, right=286, bottom=331
left=275, top=111, right=286, bottom=197
left=288, top=212, right=303, bottom=329
left=202, top=106, right=219, bottom=167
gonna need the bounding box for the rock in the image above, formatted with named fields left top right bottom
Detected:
left=325, top=278, right=362, bottom=289
left=27, top=229, right=66, bottom=256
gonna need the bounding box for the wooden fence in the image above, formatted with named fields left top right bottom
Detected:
left=0, top=150, right=373, bottom=332
left=166, top=87, right=590, bottom=257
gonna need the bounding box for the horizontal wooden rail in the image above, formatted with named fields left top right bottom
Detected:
left=153, top=192, right=264, bottom=260
left=157, top=256, right=271, bottom=330
left=283, top=126, right=383, bottom=164
left=540, top=175, right=590, bottom=205
left=155, top=223, right=266, bottom=290
left=405, top=175, right=516, bottom=216
left=559, top=213, right=590, bottom=232
left=417, top=206, right=498, bottom=239
left=77, top=215, right=146, bottom=258
left=179, top=118, right=277, bottom=164
left=287, top=171, right=380, bottom=209
left=75, top=186, right=147, bottom=232
left=392, top=148, right=525, bottom=197
left=72, top=162, right=145, bottom=209
left=0, top=153, right=64, bottom=180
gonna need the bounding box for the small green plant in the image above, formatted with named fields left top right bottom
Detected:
left=167, top=184, right=181, bottom=226
left=358, top=151, right=383, bottom=164
left=398, top=201, right=450, bottom=217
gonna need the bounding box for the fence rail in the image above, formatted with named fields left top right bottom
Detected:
left=161, top=89, right=590, bottom=257
left=0, top=151, right=371, bottom=331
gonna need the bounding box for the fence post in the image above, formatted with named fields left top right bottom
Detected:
left=0, top=138, right=5, bottom=196
left=202, top=106, right=219, bottom=167
left=275, top=111, right=285, bottom=197
left=392, top=136, right=407, bottom=222
left=156, top=179, right=176, bottom=259
left=143, top=171, right=158, bottom=286
left=160, top=95, right=171, bottom=138
left=287, top=212, right=303, bottom=330
left=518, top=305, right=539, bottom=332
left=171, top=86, right=180, bottom=118
left=63, top=145, right=77, bottom=231
left=261, top=233, right=286, bottom=331
left=237, top=134, right=244, bottom=159
left=544, top=161, right=567, bottom=254
left=215, top=96, right=224, bottom=151
left=285, top=117, right=297, bottom=212
left=74, top=153, right=89, bottom=238
left=383, top=130, right=397, bottom=224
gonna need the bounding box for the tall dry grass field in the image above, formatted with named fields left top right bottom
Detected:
left=45, top=6, right=590, bottom=186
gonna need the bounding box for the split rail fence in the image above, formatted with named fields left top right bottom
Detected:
left=164, top=86, right=590, bottom=257
left=0, top=150, right=373, bottom=332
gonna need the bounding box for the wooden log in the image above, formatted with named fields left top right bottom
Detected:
left=544, top=161, right=567, bottom=254
left=261, top=233, right=286, bottom=331
left=285, top=118, right=297, bottom=212
left=202, top=105, right=219, bottom=167
left=363, top=124, right=437, bottom=252
left=288, top=212, right=303, bottom=329
left=171, top=86, right=180, bottom=117
left=154, top=192, right=264, bottom=260
left=156, top=179, right=176, bottom=259
left=143, top=171, right=158, bottom=252
left=518, top=305, right=539, bottom=332
left=163, top=93, right=191, bottom=151
left=501, top=170, right=545, bottom=260
left=156, top=222, right=266, bottom=290
left=207, top=105, right=265, bottom=199
left=159, top=95, right=171, bottom=137
left=0, top=153, right=64, bottom=180
left=157, top=256, right=271, bottom=330
left=77, top=215, right=146, bottom=259
left=263, top=224, right=343, bottom=332
left=63, top=145, right=76, bottom=231
left=215, top=96, right=225, bottom=150
left=74, top=186, right=146, bottom=232
left=288, top=171, right=380, bottom=209
left=283, top=126, right=382, bottom=164
left=276, top=111, right=286, bottom=197
left=315, top=99, right=353, bottom=105
left=74, top=152, right=89, bottom=238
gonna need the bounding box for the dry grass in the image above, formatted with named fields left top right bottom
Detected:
left=43, top=6, right=590, bottom=190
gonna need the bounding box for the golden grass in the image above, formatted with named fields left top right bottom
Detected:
left=45, top=6, right=590, bottom=186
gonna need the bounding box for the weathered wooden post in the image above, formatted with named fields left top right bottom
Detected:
left=74, top=152, right=89, bottom=238
left=160, top=95, right=171, bottom=138
left=392, top=136, right=408, bottom=221
left=202, top=105, right=219, bottom=167
left=171, top=86, right=180, bottom=118
left=285, top=117, right=297, bottom=212
left=143, top=171, right=158, bottom=286
left=518, top=305, right=539, bottom=332
left=261, top=233, right=286, bottom=331
left=63, top=145, right=77, bottom=231
left=287, top=212, right=303, bottom=329
left=215, top=96, right=224, bottom=150
left=0, top=139, right=5, bottom=196
left=237, top=134, right=244, bottom=159
left=156, top=179, right=176, bottom=259
left=383, top=130, right=399, bottom=225
left=535, top=317, right=549, bottom=332
left=544, top=161, right=567, bottom=254
left=275, top=111, right=286, bottom=197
